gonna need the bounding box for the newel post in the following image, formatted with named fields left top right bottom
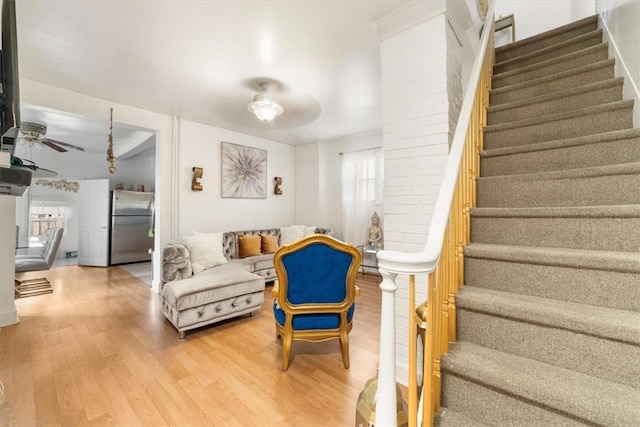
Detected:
left=376, top=268, right=399, bottom=426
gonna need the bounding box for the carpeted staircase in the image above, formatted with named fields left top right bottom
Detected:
left=437, top=15, right=640, bottom=426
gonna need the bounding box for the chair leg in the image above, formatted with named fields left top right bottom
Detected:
left=340, top=329, right=350, bottom=369
left=282, top=332, right=293, bottom=371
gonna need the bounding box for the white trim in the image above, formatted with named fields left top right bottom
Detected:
left=171, top=116, right=181, bottom=240
left=599, top=14, right=640, bottom=129
left=0, top=308, right=18, bottom=327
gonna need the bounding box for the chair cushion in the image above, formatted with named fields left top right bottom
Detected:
left=15, top=257, right=48, bottom=272
left=273, top=300, right=355, bottom=330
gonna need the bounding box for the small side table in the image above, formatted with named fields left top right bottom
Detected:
left=359, top=245, right=379, bottom=275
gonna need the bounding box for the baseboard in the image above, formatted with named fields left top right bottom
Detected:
left=0, top=307, right=18, bottom=327
left=599, top=14, right=640, bottom=127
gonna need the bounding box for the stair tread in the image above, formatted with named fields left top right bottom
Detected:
left=495, top=15, right=598, bottom=55
left=484, top=99, right=634, bottom=133
left=481, top=128, right=640, bottom=158
left=490, top=59, right=614, bottom=97
left=495, top=29, right=603, bottom=69
left=457, top=286, right=640, bottom=345
left=471, top=205, right=640, bottom=218
left=465, top=243, right=640, bottom=274
left=493, top=43, right=608, bottom=81
left=478, top=161, right=640, bottom=182
left=442, top=342, right=640, bottom=426
left=487, top=77, right=623, bottom=114
left=436, top=407, right=488, bottom=427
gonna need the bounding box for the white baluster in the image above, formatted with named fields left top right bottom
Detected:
left=375, top=268, right=399, bottom=426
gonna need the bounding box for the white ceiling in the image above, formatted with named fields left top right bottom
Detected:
left=16, top=0, right=413, bottom=148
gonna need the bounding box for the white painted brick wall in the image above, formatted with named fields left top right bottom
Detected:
left=447, top=19, right=463, bottom=146
left=380, top=12, right=452, bottom=385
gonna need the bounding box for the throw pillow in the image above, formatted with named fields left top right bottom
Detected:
left=183, top=232, right=227, bottom=275
left=304, top=226, right=317, bottom=236
left=238, top=234, right=261, bottom=258
left=261, top=234, right=279, bottom=254
left=280, top=225, right=306, bottom=245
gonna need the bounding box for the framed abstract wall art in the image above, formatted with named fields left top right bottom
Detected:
left=221, top=141, right=267, bottom=199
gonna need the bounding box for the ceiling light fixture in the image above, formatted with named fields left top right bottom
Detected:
left=18, top=122, right=47, bottom=149
left=248, top=82, right=283, bottom=122
left=106, top=107, right=116, bottom=174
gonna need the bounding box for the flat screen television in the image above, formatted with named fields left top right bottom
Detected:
left=0, top=0, right=20, bottom=148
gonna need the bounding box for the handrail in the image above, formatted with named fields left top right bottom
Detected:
left=372, top=7, right=496, bottom=427
left=377, top=8, right=495, bottom=275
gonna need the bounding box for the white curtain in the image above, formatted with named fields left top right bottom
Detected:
left=341, top=148, right=383, bottom=246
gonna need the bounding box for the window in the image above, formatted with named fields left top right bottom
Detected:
left=341, top=148, right=383, bottom=245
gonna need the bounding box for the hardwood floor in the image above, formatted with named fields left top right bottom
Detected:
left=1, top=266, right=382, bottom=426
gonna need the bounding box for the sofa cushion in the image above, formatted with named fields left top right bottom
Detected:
left=243, top=253, right=275, bottom=272
left=238, top=234, right=261, bottom=258
left=183, top=232, right=227, bottom=274
left=261, top=234, right=279, bottom=254
left=162, top=268, right=264, bottom=311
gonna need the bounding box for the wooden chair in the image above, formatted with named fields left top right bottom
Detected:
left=15, top=227, right=64, bottom=297
left=272, top=234, right=361, bottom=371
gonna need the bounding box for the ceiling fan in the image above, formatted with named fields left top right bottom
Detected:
left=17, top=122, right=85, bottom=152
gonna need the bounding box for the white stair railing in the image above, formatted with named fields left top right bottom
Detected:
left=373, top=9, right=496, bottom=427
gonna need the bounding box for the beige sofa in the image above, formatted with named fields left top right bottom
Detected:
left=161, top=227, right=333, bottom=338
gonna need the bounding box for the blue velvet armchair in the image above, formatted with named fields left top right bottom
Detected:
left=272, top=234, right=361, bottom=371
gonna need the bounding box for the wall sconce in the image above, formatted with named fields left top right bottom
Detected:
left=274, top=177, right=283, bottom=195
left=192, top=167, right=203, bottom=191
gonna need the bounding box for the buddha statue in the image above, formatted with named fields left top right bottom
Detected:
left=366, top=212, right=383, bottom=251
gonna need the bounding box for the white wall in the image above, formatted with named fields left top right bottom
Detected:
left=295, top=142, right=322, bottom=227
left=0, top=196, right=17, bottom=326
left=494, top=0, right=581, bottom=46
left=178, top=120, right=295, bottom=235
left=597, top=0, right=640, bottom=125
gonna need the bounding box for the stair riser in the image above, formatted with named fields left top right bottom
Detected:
left=457, top=310, right=639, bottom=388
left=495, top=21, right=599, bottom=63
left=490, top=63, right=615, bottom=105
left=441, top=374, right=586, bottom=426
left=471, top=216, right=640, bottom=252
left=487, top=84, right=623, bottom=125
left=495, top=32, right=603, bottom=74
left=464, top=257, right=640, bottom=312
left=477, top=174, right=640, bottom=208
left=481, top=137, right=640, bottom=176
left=484, top=106, right=633, bottom=150
left=493, top=47, right=609, bottom=89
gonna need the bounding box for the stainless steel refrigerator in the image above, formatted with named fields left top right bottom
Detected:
left=110, top=190, right=154, bottom=265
